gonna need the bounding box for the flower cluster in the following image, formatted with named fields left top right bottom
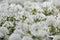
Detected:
left=0, top=0, right=60, bottom=40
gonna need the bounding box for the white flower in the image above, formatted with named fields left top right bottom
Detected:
left=54, top=0, right=60, bottom=7
left=42, top=1, right=53, bottom=8
left=0, top=27, right=9, bottom=39
left=46, top=16, right=56, bottom=26
left=55, top=19, right=60, bottom=28
left=21, top=36, right=33, bottom=40
left=14, top=29, right=25, bottom=36
left=24, top=2, right=41, bottom=12
left=53, top=35, right=60, bottom=40
left=57, top=14, right=60, bottom=20
left=24, top=17, right=34, bottom=24
left=0, top=27, right=9, bottom=35
left=15, top=22, right=31, bottom=36
left=2, top=21, right=14, bottom=28
left=0, top=32, right=4, bottom=38
left=34, top=13, right=46, bottom=21
left=9, top=34, right=21, bottom=40
left=30, top=23, right=48, bottom=37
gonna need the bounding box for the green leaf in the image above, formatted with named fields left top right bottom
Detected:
left=8, top=27, right=15, bottom=35
left=32, top=36, right=42, bottom=40
left=22, top=15, right=27, bottom=22
left=31, top=9, right=37, bottom=15
left=49, top=24, right=56, bottom=35
left=7, top=17, right=16, bottom=22
left=26, top=31, right=31, bottom=34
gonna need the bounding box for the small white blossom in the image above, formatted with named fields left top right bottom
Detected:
left=9, top=34, right=21, bottom=40
left=21, top=36, right=33, bottom=40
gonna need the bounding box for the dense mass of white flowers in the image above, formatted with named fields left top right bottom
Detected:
left=0, top=0, right=60, bottom=40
